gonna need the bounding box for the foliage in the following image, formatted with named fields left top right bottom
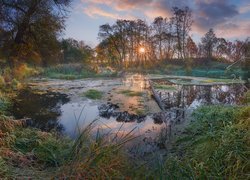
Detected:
left=201, top=28, right=217, bottom=58
left=84, top=89, right=103, bottom=99
left=61, top=38, right=94, bottom=63
left=13, top=64, right=40, bottom=80
left=0, top=0, right=71, bottom=67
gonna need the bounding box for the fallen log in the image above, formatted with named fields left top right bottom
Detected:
left=149, top=80, right=166, bottom=111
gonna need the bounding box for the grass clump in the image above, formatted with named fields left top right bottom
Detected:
left=84, top=89, right=102, bottom=99
left=161, top=105, right=250, bottom=179
left=119, top=90, right=144, bottom=97
left=58, top=125, right=133, bottom=179
left=154, top=84, right=177, bottom=90
left=12, top=128, right=72, bottom=167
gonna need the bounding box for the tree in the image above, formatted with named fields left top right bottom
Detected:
left=152, top=17, right=168, bottom=60
left=171, top=7, right=193, bottom=59
left=61, top=38, right=94, bottom=63
left=0, top=0, right=71, bottom=67
left=186, top=36, right=197, bottom=58
left=201, top=29, right=217, bottom=59
left=215, top=38, right=227, bottom=59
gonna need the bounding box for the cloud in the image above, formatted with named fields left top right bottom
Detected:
left=216, top=20, right=250, bottom=39
left=83, top=5, right=135, bottom=20
left=194, top=0, right=239, bottom=32
left=82, top=0, right=153, bottom=11
left=114, top=0, right=154, bottom=11
left=80, top=0, right=249, bottom=39
left=239, top=4, right=250, bottom=14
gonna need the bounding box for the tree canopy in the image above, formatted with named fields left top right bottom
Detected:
left=0, top=0, right=72, bottom=67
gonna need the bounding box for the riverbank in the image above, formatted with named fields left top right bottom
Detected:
left=1, top=105, right=249, bottom=179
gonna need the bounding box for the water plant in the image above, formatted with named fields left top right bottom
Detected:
left=84, top=89, right=103, bottom=99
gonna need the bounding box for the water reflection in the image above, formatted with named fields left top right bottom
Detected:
left=12, top=88, right=70, bottom=131
left=122, top=73, right=150, bottom=90
left=59, top=101, right=99, bottom=137
left=153, top=82, right=246, bottom=110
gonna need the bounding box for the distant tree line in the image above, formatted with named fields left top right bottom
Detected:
left=96, top=7, right=249, bottom=68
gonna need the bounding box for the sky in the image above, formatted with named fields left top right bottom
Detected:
left=64, top=0, right=250, bottom=47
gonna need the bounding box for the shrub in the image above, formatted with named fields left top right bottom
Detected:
left=13, top=64, right=39, bottom=80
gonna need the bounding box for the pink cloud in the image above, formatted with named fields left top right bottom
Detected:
left=83, top=5, right=135, bottom=20
left=216, top=20, right=250, bottom=39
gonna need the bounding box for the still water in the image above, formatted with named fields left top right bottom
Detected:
left=12, top=75, right=246, bottom=140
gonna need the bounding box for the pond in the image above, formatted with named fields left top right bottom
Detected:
left=11, top=74, right=247, bottom=153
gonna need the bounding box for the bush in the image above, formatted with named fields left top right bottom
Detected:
left=13, top=64, right=39, bottom=80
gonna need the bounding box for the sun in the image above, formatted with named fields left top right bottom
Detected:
left=139, top=47, right=145, bottom=53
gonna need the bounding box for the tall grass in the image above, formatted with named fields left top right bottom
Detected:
left=0, top=116, right=137, bottom=179
left=160, top=105, right=250, bottom=179
left=57, top=121, right=137, bottom=178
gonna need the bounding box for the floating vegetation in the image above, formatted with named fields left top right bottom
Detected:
left=84, top=89, right=103, bottom=99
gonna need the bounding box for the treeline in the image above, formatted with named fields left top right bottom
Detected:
left=96, top=7, right=250, bottom=68
left=0, top=0, right=94, bottom=69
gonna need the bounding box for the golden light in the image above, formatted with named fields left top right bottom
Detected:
left=139, top=47, right=145, bottom=54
